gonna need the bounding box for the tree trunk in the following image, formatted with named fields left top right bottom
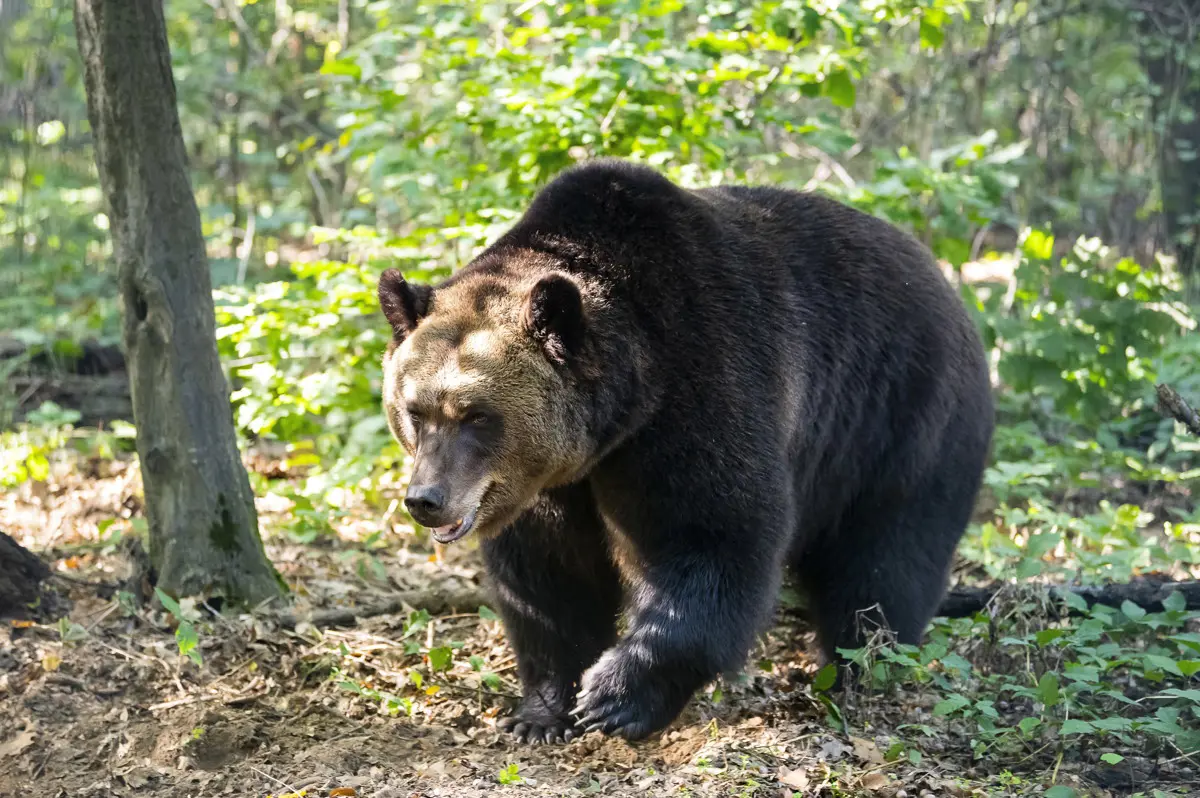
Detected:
left=0, top=533, right=50, bottom=618
left=73, top=0, right=282, bottom=604
left=1137, top=0, right=1200, bottom=277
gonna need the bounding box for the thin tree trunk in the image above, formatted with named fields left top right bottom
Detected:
left=1137, top=0, right=1200, bottom=277
left=73, top=0, right=283, bottom=604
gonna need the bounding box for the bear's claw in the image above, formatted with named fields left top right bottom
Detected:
left=499, top=710, right=578, bottom=745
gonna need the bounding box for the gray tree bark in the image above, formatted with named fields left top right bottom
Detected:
left=74, top=0, right=283, bottom=604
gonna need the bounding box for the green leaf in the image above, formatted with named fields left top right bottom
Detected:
left=1035, top=628, right=1069, bottom=646
left=1044, top=787, right=1078, bottom=798
left=176, top=621, right=202, bottom=665
left=1022, top=229, right=1054, bottom=261
left=1037, top=673, right=1061, bottom=708
left=919, top=19, right=944, bottom=49
left=823, top=70, right=856, bottom=108
left=1144, top=654, right=1183, bottom=676
left=478, top=605, right=500, bottom=621
left=319, top=59, right=362, bottom=80
left=1018, top=716, right=1042, bottom=736
left=1062, top=590, right=1090, bottom=613
left=1060, top=719, right=1094, bottom=735
left=1176, top=660, right=1200, bottom=677
left=813, top=663, right=838, bottom=692
left=933, top=695, right=970, bottom=716
left=154, top=587, right=183, bottom=618
left=1162, top=591, right=1186, bottom=613
left=428, top=646, right=453, bottom=673
left=1100, top=753, right=1124, bottom=765
left=1120, top=600, right=1146, bottom=622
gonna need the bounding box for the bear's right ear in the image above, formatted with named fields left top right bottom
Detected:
left=378, top=269, right=432, bottom=339
left=523, top=273, right=585, bottom=366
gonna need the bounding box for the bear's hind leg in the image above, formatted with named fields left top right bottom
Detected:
left=481, top=483, right=622, bottom=744
left=800, top=479, right=976, bottom=667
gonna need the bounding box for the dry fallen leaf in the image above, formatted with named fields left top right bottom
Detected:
left=850, top=735, right=886, bottom=766
left=9, top=620, right=34, bottom=629
left=0, top=729, right=36, bottom=759
left=777, top=766, right=810, bottom=791
left=861, top=772, right=889, bottom=791
left=329, top=789, right=357, bottom=797
left=41, top=653, right=62, bottom=672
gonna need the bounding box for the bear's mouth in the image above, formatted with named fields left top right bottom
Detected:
left=429, top=483, right=493, bottom=544
left=431, top=504, right=479, bottom=544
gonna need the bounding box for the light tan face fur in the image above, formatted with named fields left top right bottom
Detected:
left=382, top=276, right=591, bottom=538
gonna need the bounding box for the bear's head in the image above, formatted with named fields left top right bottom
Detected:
left=377, top=258, right=593, bottom=543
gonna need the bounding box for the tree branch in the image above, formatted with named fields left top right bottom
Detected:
left=1156, top=383, right=1200, bottom=436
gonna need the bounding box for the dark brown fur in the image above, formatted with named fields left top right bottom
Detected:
left=378, top=159, right=994, bottom=743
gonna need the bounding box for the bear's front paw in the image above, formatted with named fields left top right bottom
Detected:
left=499, top=703, right=579, bottom=745
left=570, top=648, right=689, bottom=741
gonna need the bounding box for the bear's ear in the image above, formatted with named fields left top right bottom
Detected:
left=522, top=273, right=585, bottom=365
left=378, top=269, right=432, bottom=339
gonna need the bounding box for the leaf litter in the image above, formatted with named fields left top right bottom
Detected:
left=0, top=450, right=1194, bottom=797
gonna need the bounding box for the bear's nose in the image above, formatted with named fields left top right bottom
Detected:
left=405, top=485, right=446, bottom=524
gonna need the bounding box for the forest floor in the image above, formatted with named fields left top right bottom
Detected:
left=0, top=449, right=1195, bottom=798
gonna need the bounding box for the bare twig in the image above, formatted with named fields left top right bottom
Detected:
left=1156, top=383, right=1200, bottom=436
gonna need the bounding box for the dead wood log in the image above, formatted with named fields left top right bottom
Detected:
left=274, top=585, right=490, bottom=630
left=1157, top=383, right=1200, bottom=436
left=270, top=576, right=1200, bottom=631
left=0, top=532, right=51, bottom=617
left=938, top=577, right=1200, bottom=618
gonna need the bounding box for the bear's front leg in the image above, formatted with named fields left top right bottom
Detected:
left=480, top=486, right=622, bottom=744
left=571, top=545, right=782, bottom=740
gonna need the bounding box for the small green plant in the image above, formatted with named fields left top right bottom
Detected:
left=497, top=763, right=523, bottom=785
left=154, top=587, right=203, bottom=666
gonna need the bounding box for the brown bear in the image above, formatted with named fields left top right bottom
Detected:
left=377, top=159, right=994, bottom=744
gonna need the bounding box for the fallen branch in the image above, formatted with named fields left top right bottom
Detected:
left=273, top=585, right=490, bottom=630
left=272, top=576, right=1200, bottom=631
left=1156, top=383, right=1200, bottom=436
left=938, top=577, right=1200, bottom=618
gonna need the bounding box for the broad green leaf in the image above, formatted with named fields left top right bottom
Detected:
left=824, top=70, right=856, bottom=108
left=155, top=587, right=183, bottom=618
left=1100, top=753, right=1124, bottom=765
left=1120, top=600, right=1147, bottom=622
left=933, top=695, right=970, bottom=716
left=1037, top=673, right=1061, bottom=708
left=1162, top=591, right=1186, bottom=613
left=1044, top=786, right=1078, bottom=798
left=1060, top=719, right=1094, bottom=735
left=1022, top=229, right=1054, bottom=261
left=428, top=646, right=453, bottom=673
left=1018, top=716, right=1042, bottom=736
left=813, top=663, right=838, bottom=692
left=919, top=19, right=944, bottom=49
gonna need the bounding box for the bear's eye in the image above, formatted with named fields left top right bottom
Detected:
left=464, top=411, right=491, bottom=427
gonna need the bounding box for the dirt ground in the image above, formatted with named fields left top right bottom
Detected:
left=0, top=454, right=1190, bottom=797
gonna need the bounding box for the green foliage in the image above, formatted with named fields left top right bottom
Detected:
left=988, top=233, right=1194, bottom=423
left=154, top=587, right=204, bottom=666
left=839, top=595, right=1200, bottom=762
left=832, top=130, right=1024, bottom=266
left=497, top=763, right=523, bottom=785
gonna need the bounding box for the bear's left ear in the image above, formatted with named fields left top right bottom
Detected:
left=522, top=273, right=585, bottom=365
left=378, top=269, right=432, bottom=339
